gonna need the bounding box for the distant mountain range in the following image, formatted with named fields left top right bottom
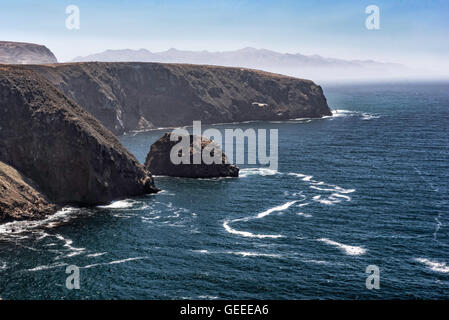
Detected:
left=72, top=47, right=409, bottom=81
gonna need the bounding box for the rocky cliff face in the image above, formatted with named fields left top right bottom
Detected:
left=145, top=133, right=239, bottom=178
left=27, top=62, right=332, bottom=135
left=0, top=161, right=58, bottom=222
left=0, top=41, right=57, bottom=64
left=0, top=66, right=158, bottom=207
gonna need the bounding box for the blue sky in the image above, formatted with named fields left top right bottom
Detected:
left=0, top=0, right=448, bottom=69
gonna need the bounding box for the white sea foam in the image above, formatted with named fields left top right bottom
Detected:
left=54, top=234, right=85, bottom=258
left=223, top=200, right=297, bottom=239
left=415, top=258, right=449, bottom=273
left=303, top=259, right=331, bottom=265
left=0, top=207, right=78, bottom=237
left=223, top=221, right=283, bottom=239
left=28, top=262, right=68, bottom=272
left=318, top=238, right=366, bottom=256
left=330, top=109, right=354, bottom=118
left=331, top=193, right=352, bottom=201
left=239, top=168, right=279, bottom=177
left=226, top=251, right=282, bottom=258
left=296, top=212, right=312, bottom=218
left=197, top=295, right=219, bottom=300
left=312, top=195, right=340, bottom=205
left=191, top=249, right=209, bottom=254
left=97, top=199, right=136, bottom=209
left=256, top=201, right=298, bottom=219
left=87, top=252, right=107, bottom=258
left=361, top=113, right=381, bottom=120
left=83, top=257, right=146, bottom=269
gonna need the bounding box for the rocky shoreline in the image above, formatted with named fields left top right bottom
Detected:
left=26, top=62, right=332, bottom=135
left=0, top=46, right=331, bottom=221
left=0, top=66, right=158, bottom=221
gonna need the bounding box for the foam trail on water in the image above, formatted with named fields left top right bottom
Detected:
left=415, top=258, right=449, bottom=273
left=83, top=257, right=146, bottom=269
left=54, top=234, right=86, bottom=258
left=87, top=252, right=107, bottom=258
left=28, top=262, right=68, bottom=272
left=256, top=201, right=299, bottom=219
left=223, top=221, right=283, bottom=239
left=226, top=251, right=282, bottom=258
left=361, top=113, right=381, bottom=120
left=223, top=200, right=298, bottom=239
left=318, top=238, right=366, bottom=256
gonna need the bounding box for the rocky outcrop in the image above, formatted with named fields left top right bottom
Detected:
left=0, top=41, right=57, bottom=64
left=0, top=66, right=158, bottom=208
left=0, top=161, right=58, bottom=222
left=145, top=133, right=239, bottom=178
left=27, top=62, right=332, bottom=135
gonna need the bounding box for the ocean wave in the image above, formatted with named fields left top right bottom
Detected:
left=415, top=258, right=449, bottom=273
left=97, top=199, right=137, bottom=209
left=239, top=168, right=279, bottom=178
left=323, top=109, right=380, bottom=121
left=318, top=238, right=366, bottom=256
left=0, top=207, right=79, bottom=238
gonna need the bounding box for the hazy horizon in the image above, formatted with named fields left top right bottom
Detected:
left=1, top=0, right=448, bottom=80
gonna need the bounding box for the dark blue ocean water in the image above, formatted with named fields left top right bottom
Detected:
left=0, top=82, right=448, bottom=299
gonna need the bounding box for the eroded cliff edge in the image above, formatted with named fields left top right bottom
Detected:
left=0, top=161, right=58, bottom=221
left=27, top=62, right=332, bottom=135
left=0, top=41, right=57, bottom=64
left=0, top=66, right=158, bottom=216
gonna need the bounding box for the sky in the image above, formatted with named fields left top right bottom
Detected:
left=0, top=0, right=448, bottom=72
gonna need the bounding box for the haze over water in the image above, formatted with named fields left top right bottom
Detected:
left=0, top=82, right=448, bottom=299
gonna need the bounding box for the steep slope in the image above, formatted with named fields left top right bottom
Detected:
left=0, top=66, right=158, bottom=206
left=0, top=161, right=58, bottom=222
left=27, top=62, right=332, bottom=135
left=0, top=41, right=57, bottom=64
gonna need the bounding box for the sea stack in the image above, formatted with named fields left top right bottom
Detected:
left=145, top=133, right=239, bottom=178
left=0, top=66, right=158, bottom=210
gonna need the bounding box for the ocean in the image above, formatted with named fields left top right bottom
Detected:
left=0, top=82, right=448, bottom=299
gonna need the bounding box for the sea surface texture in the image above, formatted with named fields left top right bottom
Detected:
left=0, top=82, right=448, bottom=299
